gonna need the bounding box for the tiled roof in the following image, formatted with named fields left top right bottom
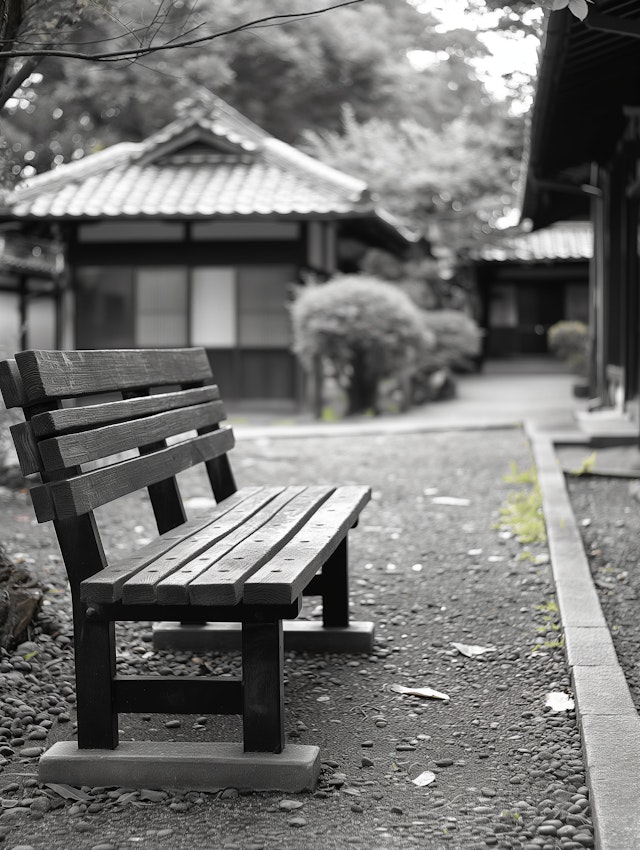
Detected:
left=478, top=222, right=592, bottom=263
left=0, top=234, right=60, bottom=276
left=2, top=96, right=388, bottom=224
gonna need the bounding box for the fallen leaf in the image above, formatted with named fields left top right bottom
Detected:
left=412, top=771, right=436, bottom=787
left=545, top=691, right=575, bottom=712
left=451, top=642, right=496, bottom=658
left=390, top=683, right=450, bottom=701
left=45, top=784, right=92, bottom=801
left=432, top=496, right=471, bottom=507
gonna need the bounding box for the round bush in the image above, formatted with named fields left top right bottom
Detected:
left=290, top=275, right=435, bottom=414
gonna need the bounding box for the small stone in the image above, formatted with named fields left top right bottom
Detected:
left=573, top=834, right=594, bottom=847
left=27, top=728, right=47, bottom=740
left=435, top=759, right=454, bottom=767
left=18, top=747, right=43, bottom=758
left=288, top=817, right=307, bottom=828
left=537, top=824, right=558, bottom=836
left=220, top=788, right=239, bottom=799
left=164, top=719, right=181, bottom=729
left=390, top=806, right=403, bottom=815
left=279, top=799, right=303, bottom=812
left=361, top=757, right=374, bottom=768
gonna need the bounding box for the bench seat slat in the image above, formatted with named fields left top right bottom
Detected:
left=119, top=487, right=289, bottom=604
left=81, top=487, right=264, bottom=604
left=15, top=348, right=212, bottom=403
left=184, top=486, right=336, bottom=606
left=243, top=486, right=372, bottom=605
left=30, top=386, right=220, bottom=437
left=46, top=427, right=235, bottom=519
left=145, top=486, right=310, bottom=605
left=38, top=400, right=227, bottom=470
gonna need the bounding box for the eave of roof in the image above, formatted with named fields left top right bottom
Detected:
left=521, top=2, right=640, bottom=228
left=477, top=221, right=592, bottom=264
left=0, top=96, right=412, bottom=246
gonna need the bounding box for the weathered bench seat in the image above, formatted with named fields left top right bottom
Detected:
left=0, top=348, right=373, bottom=792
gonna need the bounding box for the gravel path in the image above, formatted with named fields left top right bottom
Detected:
left=0, top=428, right=594, bottom=850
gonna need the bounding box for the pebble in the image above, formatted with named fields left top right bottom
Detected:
left=279, top=799, right=303, bottom=811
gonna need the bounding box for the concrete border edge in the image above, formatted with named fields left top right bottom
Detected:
left=527, top=424, right=640, bottom=850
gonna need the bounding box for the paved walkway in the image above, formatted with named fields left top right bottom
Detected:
left=227, top=358, right=588, bottom=439
left=227, top=357, right=640, bottom=850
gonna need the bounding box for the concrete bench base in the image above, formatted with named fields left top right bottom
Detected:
left=152, top=620, right=375, bottom=653
left=39, top=740, right=321, bottom=792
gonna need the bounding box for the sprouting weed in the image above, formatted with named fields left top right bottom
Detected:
left=498, top=466, right=547, bottom=544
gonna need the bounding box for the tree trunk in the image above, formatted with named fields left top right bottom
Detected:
left=346, top=349, right=378, bottom=415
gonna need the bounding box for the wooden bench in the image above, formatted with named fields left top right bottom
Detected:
left=0, top=348, right=373, bottom=792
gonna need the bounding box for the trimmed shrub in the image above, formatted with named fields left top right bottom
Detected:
left=290, top=275, right=435, bottom=415
left=547, top=320, right=588, bottom=376
left=422, top=309, right=482, bottom=371
left=411, top=309, right=482, bottom=403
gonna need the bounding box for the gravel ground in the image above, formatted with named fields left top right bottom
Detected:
left=0, top=427, right=594, bottom=850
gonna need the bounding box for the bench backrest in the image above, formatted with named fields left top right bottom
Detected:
left=0, top=349, right=237, bottom=535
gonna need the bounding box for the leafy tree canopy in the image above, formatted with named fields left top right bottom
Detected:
left=0, top=0, right=589, bottom=255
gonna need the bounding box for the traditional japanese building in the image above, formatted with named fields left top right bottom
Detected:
left=0, top=96, right=410, bottom=402
left=473, top=222, right=591, bottom=358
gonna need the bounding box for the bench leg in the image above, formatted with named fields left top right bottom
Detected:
left=75, top=614, right=118, bottom=749
left=322, top=537, right=349, bottom=628
left=242, top=620, right=285, bottom=753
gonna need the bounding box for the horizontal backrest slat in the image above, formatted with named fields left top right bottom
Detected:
left=0, top=359, right=26, bottom=409
left=30, top=386, right=220, bottom=437
left=44, top=427, right=235, bottom=520
left=15, top=348, right=212, bottom=404
left=38, top=399, right=227, bottom=471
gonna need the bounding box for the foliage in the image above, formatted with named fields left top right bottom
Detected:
left=421, top=310, right=482, bottom=372
left=409, top=309, right=482, bottom=404
left=302, top=103, right=522, bottom=253
left=289, top=275, right=434, bottom=415
left=498, top=462, right=546, bottom=544
left=1, top=0, right=444, bottom=180
left=571, top=451, right=597, bottom=476
left=547, top=320, right=588, bottom=377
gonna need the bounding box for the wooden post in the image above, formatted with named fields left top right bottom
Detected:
left=321, top=537, right=349, bottom=628
left=55, top=514, right=119, bottom=749
left=242, top=619, right=284, bottom=753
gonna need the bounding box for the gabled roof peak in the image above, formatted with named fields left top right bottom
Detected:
left=136, top=91, right=268, bottom=165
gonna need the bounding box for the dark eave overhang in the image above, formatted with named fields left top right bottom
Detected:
left=521, top=1, right=640, bottom=229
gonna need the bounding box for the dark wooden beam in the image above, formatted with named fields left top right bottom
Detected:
left=585, top=12, right=640, bottom=40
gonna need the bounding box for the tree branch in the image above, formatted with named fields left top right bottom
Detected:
left=0, top=54, right=41, bottom=108
left=0, top=1, right=365, bottom=63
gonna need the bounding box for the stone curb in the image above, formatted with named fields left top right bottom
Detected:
left=528, top=427, right=640, bottom=850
